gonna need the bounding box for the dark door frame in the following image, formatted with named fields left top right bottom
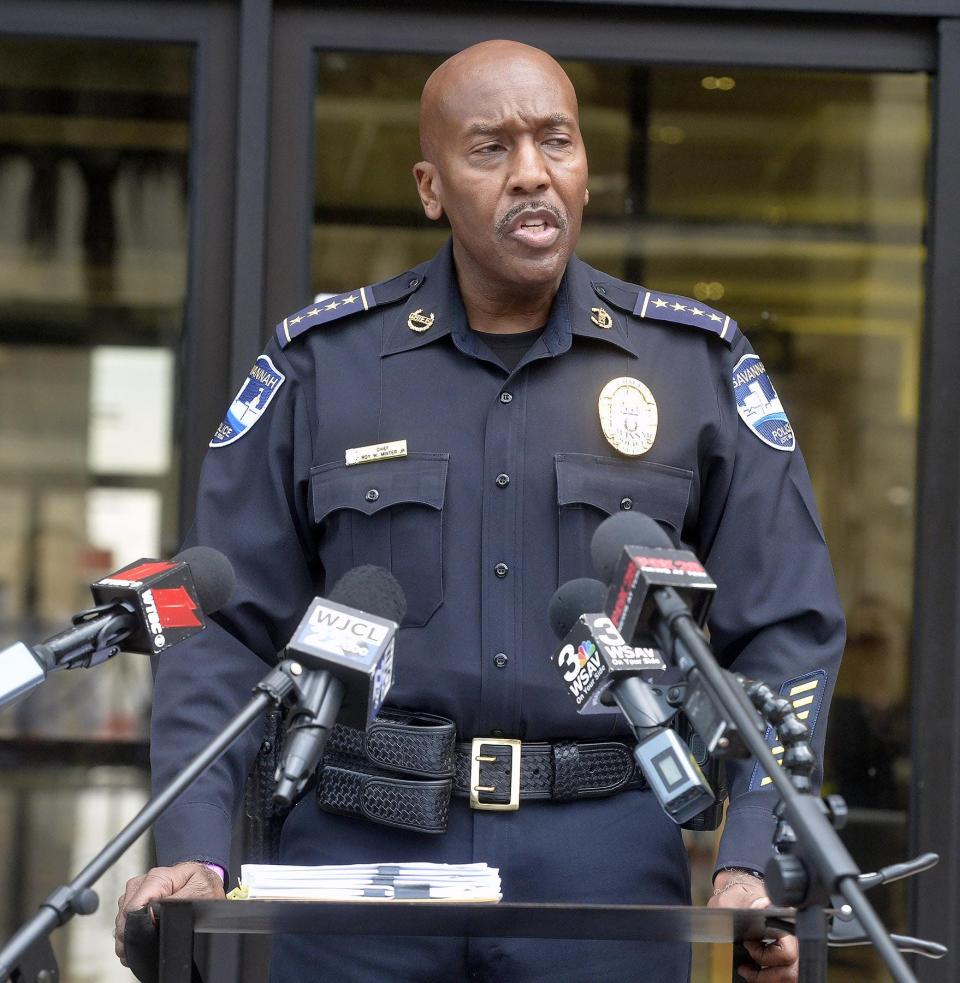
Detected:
left=0, top=2, right=244, bottom=977
left=1, top=1, right=957, bottom=978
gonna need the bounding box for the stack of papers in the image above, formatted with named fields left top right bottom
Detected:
left=232, top=862, right=502, bottom=902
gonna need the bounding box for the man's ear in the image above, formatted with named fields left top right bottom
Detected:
left=583, top=187, right=590, bottom=207
left=413, top=161, right=444, bottom=221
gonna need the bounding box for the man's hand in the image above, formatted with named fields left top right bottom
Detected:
left=114, top=862, right=225, bottom=966
left=707, top=869, right=798, bottom=982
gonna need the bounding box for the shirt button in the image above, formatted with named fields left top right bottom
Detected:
left=494, top=562, right=509, bottom=578
left=499, top=392, right=513, bottom=404
left=493, top=652, right=509, bottom=669
left=620, top=497, right=633, bottom=510
left=492, top=729, right=504, bottom=738
left=495, top=473, right=510, bottom=488
left=365, top=488, right=380, bottom=503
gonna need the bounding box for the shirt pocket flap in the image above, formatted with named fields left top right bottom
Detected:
left=312, top=454, right=449, bottom=522
left=555, top=452, right=692, bottom=534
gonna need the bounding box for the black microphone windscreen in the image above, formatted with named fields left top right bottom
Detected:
left=548, top=577, right=609, bottom=639
left=173, top=546, right=236, bottom=614
left=328, top=565, right=407, bottom=625
left=590, top=512, right=672, bottom=582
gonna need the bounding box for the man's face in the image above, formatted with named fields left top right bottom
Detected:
left=415, top=51, right=589, bottom=293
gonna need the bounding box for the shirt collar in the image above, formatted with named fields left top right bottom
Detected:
left=381, top=241, right=463, bottom=357
left=380, top=240, right=639, bottom=359
left=562, top=254, right=639, bottom=357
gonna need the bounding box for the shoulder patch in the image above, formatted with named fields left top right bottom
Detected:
left=275, top=270, right=426, bottom=348
left=210, top=355, right=285, bottom=448
left=749, top=670, right=828, bottom=791
left=634, top=288, right=737, bottom=346
left=732, top=354, right=795, bottom=452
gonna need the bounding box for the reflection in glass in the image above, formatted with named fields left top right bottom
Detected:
left=0, top=38, right=192, bottom=982
left=311, top=54, right=929, bottom=981
left=0, top=38, right=191, bottom=740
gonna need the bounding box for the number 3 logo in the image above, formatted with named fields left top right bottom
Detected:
left=557, top=643, right=579, bottom=682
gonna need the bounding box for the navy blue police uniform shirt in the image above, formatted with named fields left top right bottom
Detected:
left=151, top=239, right=845, bottom=881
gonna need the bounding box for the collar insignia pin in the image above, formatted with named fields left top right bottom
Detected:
left=407, top=309, right=435, bottom=333
left=591, top=306, right=613, bottom=330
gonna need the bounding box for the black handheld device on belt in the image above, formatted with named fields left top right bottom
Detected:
left=674, top=711, right=726, bottom=831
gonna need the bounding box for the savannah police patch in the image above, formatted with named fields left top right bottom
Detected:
left=210, top=355, right=285, bottom=448
left=732, top=354, right=795, bottom=452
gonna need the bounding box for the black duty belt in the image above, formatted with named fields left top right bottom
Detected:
left=314, top=708, right=645, bottom=834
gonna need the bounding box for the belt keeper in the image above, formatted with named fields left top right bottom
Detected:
left=326, top=708, right=457, bottom=780
left=552, top=741, right=580, bottom=801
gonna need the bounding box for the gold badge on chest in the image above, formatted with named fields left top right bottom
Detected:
left=598, top=377, right=658, bottom=456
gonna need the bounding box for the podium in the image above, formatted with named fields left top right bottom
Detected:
left=140, top=899, right=792, bottom=983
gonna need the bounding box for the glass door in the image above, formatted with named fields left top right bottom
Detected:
left=306, top=50, right=929, bottom=982
left=0, top=36, right=193, bottom=981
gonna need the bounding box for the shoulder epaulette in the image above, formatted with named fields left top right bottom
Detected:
left=592, top=277, right=737, bottom=348
left=275, top=269, right=426, bottom=348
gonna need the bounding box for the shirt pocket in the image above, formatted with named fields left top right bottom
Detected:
left=311, top=453, right=449, bottom=628
left=555, top=453, right=693, bottom=586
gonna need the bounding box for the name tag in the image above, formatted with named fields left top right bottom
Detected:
left=345, top=439, right=408, bottom=467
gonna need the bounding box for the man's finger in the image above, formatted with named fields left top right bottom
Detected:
left=737, top=965, right=798, bottom=983
left=114, top=864, right=207, bottom=966
left=743, top=937, right=798, bottom=966
left=739, top=937, right=799, bottom=983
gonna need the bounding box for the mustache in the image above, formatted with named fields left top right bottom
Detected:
left=495, top=200, right=568, bottom=239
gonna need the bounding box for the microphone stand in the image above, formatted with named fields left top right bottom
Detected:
left=0, top=658, right=311, bottom=982
left=650, top=588, right=927, bottom=983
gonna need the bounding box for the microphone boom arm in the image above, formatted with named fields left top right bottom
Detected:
left=650, top=586, right=924, bottom=983
left=0, top=656, right=319, bottom=981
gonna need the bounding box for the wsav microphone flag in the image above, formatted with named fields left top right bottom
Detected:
left=91, top=558, right=205, bottom=654
left=555, top=613, right=665, bottom=714
left=605, top=546, right=717, bottom=644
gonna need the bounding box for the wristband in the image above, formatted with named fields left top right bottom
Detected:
left=202, top=862, right=225, bottom=882
left=712, top=867, right=765, bottom=897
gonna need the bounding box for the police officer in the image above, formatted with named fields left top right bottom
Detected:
left=115, top=41, right=843, bottom=983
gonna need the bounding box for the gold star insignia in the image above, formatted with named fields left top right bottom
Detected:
left=290, top=315, right=303, bottom=325
left=709, top=313, right=722, bottom=322
left=341, top=295, right=357, bottom=305
left=652, top=298, right=669, bottom=308
left=308, top=308, right=320, bottom=316
left=671, top=302, right=687, bottom=311
left=690, top=307, right=705, bottom=316
left=324, top=300, right=340, bottom=311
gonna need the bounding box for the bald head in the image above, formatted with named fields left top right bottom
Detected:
left=419, top=41, right=579, bottom=162
left=412, top=39, right=589, bottom=312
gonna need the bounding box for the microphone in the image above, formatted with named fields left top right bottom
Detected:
left=0, top=547, right=235, bottom=711
left=272, top=565, right=406, bottom=808
left=547, top=577, right=667, bottom=716
left=547, top=578, right=714, bottom=823
left=590, top=511, right=716, bottom=651
left=591, top=512, right=762, bottom=758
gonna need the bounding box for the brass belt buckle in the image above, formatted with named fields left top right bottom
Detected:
left=470, top=737, right=521, bottom=811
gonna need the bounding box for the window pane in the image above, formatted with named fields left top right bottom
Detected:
left=0, top=38, right=191, bottom=741
left=310, top=53, right=929, bottom=981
